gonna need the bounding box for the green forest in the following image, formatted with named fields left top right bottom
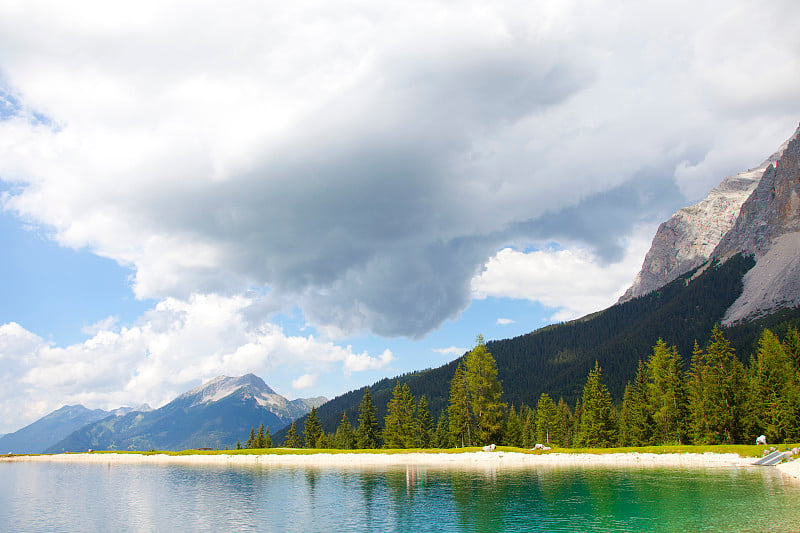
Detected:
left=249, top=327, right=800, bottom=449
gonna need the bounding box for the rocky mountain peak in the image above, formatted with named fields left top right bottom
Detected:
left=180, top=373, right=276, bottom=406
left=619, top=122, right=800, bottom=304
left=713, top=127, right=800, bottom=258
left=714, top=125, right=800, bottom=324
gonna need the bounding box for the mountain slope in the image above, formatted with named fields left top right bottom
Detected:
left=620, top=123, right=799, bottom=303
left=46, top=374, right=326, bottom=452
left=0, top=405, right=119, bottom=454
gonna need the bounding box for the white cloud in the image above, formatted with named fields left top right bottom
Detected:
left=1, top=0, right=798, bottom=341
left=292, top=373, right=318, bottom=390
left=81, top=315, right=119, bottom=336
left=472, top=227, right=655, bottom=321
left=496, top=318, right=515, bottom=325
left=0, top=295, right=393, bottom=433
left=433, top=346, right=467, bottom=357
left=342, top=349, right=394, bottom=373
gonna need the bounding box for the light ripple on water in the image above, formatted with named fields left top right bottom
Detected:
left=2, top=462, right=800, bottom=532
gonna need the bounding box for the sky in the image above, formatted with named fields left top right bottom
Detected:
left=1, top=0, right=800, bottom=433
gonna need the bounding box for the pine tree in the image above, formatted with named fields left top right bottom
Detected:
left=236, top=439, right=242, bottom=450
left=283, top=421, right=302, bottom=448
left=434, top=411, right=452, bottom=448
left=416, top=396, right=434, bottom=448
left=688, top=340, right=708, bottom=444
left=504, top=405, right=523, bottom=447
left=263, top=426, right=272, bottom=448
left=521, top=405, right=536, bottom=448
left=315, top=432, right=333, bottom=449
left=535, top=393, right=558, bottom=445
left=751, top=329, right=800, bottom=443
left=465, top=335, right=506, bottom=444
left=555, top=398, right=573, bottom=447
left=448, top=360, right=473, bottom=447
left=256, top=424, right=266, bottom=448
left=304, top=407, right=323, bottom=448
left=688, top=326, right=747, bottom=444
left=647, top=340, right=688, bottom=444
left=384, top=382, right=417, bottom=448
left=334, top=412, right=356, bottom=449
left=356, top=387, right=381, bottom=449
left=620, top=360, right=655, bottom=446
left=784, top=326, right=800, bottom=371
left=246, top=427, right=256, bottom=449
left=572, top=398, right=583, bottom=444
left=577, top=361, right=618, bottom=447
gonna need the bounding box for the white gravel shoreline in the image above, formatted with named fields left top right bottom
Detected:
left=0, top=451, right=759, bottom=470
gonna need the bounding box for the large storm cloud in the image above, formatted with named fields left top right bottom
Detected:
left=2, top=0, right=799, bottom=340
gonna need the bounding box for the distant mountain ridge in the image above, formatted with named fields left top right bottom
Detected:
left=0, top=404, right=129, bottom=454
left=45, top=374, right=325, bottom=453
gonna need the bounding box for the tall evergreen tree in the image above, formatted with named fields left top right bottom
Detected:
left=246, top=427, right=256, bottom=449
left=521, top=405, right=536, bottom=449
left=620, top=360, right=655, bottom=446
left=434, top=410, right=452, bottom=448
left=283, top=421, right=302, bottom=448
left=255, top=424, right=266, bottom=448
left=572, top=398, right=583, bottom=446
left=688, top=326, right=747, bottom=444
left=784, top=326, right=800, bottom=371
left=334, top=412, right=356, bottom=449
left=465, top=335, right=506, bottom=444
left=535, top=393, right=558, bottom=445
left=356, top=387, right=381, bottom=449
left=504, top=406, right=523, bottom=447
left=263, top=426, right=272, bottom=448
left=577, top=361, right=618, bottom=447
left=555, top=398, right=574, bottom=447
left=416, top=396, right=434, bottom=448
left=448, top=361, right=473, bottom=447
left=687, top=340, right=708, bottom=443
left=303, top=407, right=324, bottom=448
left=383, top=382, right=417, bottom=448
left=647, top=339, right=688, bottom=444
left=751, top=329, right=800, bottom=443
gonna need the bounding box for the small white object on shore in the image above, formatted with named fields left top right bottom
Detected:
left=756, top=435, right=767, bottom=446
left=482, top=444, right=497, bottom=452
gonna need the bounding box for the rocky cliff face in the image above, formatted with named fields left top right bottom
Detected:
left=715, top=128, right=800, bottom=324
left=620, top=123, right=800, bottom=304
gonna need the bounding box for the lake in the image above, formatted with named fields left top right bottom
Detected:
left=2, top=462, right=799, bottom=532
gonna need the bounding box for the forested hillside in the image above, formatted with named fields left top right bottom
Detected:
left=276, top=253, right=800, bottom=442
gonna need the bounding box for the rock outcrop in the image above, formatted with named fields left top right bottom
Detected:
left=716, top=128, right=800, bottom=324
left=620, top=123, right=800, bottom=304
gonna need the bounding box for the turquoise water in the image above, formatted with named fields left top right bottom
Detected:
left=2, top=463, right=800, bottom=532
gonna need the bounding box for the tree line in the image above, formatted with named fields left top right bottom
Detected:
left=242, top=326, right=800, bottom=449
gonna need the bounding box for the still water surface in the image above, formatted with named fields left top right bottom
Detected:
left=2, top=462, right=799, bottom=532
